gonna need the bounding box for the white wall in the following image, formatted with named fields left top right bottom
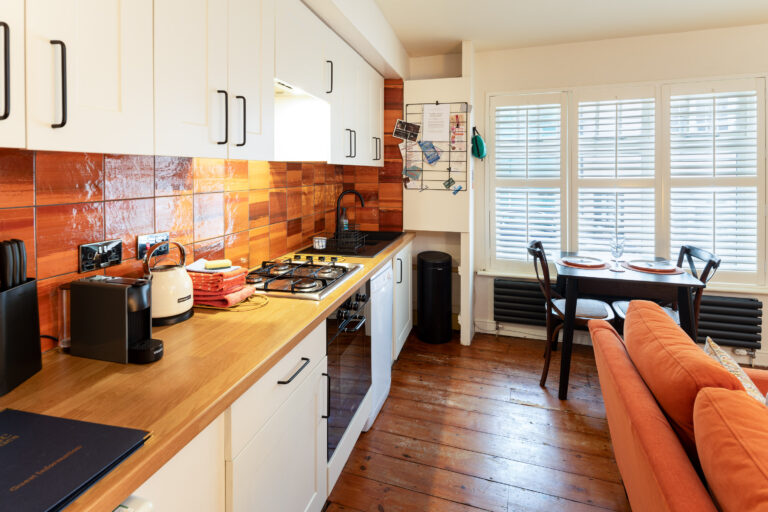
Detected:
left=468, top=24, right=768, bottom=364
left=409, top=54, right=462, bottom=80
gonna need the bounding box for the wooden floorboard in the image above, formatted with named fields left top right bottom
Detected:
left=326, top=332, right=629, bottom=512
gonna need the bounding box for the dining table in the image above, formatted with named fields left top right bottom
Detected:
left=554, top=256, right=704, bottom=400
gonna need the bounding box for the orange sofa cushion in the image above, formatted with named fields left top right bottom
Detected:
left=744, top=367, right=768, bottom=395
left=695, top=387, right=768, bottom=512
left=623, top=301, right=743, bottom=459
left=589, top=320, right=717, bottom=512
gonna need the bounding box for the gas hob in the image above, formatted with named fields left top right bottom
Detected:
left=246, top=258, right=363, bottom=301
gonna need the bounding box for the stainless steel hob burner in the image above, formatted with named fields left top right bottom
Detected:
left=246, top=257, right=363, bottom=301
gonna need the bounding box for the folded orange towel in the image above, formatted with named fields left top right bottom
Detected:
left=189, top=268, right=247, bottom=292
left=194, top=285, right=255, bottom=308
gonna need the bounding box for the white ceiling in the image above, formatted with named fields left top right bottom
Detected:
left=374, top=0, right=768, bottom=57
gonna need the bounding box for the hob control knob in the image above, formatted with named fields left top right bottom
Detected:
left=356, top=293, right=367, bottom=303
left=337, top=309, right=350, bottom=320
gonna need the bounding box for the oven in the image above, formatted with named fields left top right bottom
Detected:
left=325, top=280, right=371, bottom=461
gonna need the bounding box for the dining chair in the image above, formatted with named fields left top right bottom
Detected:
left=527, top=241, right=615, bottom=387
left=611, top=245, right=721, bottom=330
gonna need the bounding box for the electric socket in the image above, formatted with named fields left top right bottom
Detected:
left=137, top=232, right=170, bottom=260
left=79, top=240, right=123, bottom=272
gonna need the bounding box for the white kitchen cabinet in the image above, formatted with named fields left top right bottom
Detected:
left=393, top=241, right=413, bottom=360
left=275, top=0, right=330, bottom=100
left=25, top=0, right=154, bottom=154
left=0, top=0, right=24, bottom=148
left=130, top=414, right=227, bottom=512
left=155, top=0, right=273, bottom=160
left=228, top=358, right=328, bottom=512
left=366, top=66, right=384, bottom=167
left=227, top=0, right=275, bottom=160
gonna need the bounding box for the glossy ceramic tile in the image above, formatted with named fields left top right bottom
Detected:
left=155, top=156, right=193, bottom=196
left=226, top=160, right=249, bottom=192
left=0, top=207, right=36, bottom=278
left=248, top=190, right=270, bottom=229
left=104, top=154, right=154, bottom=200
left=302, top=165, right=315, bottom=186
left=268, top=222, right=287, bottom=259
left=269, top=162, right=287, bottom=188
left=301, top=186, right=314, bottom=217
left=36, top=202, right=104, bottom=279
left=105, top=258, right=145, bottom=279
left=286, top=218, right=302, bottom=252
left=379, top=209, right=403, bottom=232
left=249, top=226, right=270, bottom=266
left=248, top=160, right=271, bottom=190
left=155, top=195, right=194, bottom=245
left=325, top=211, right=336, bottom=234
left=193, top=158, right=226, bottom=193
left=194, top=192, right=225, bottom=241
left=379, top=182, right=402, bottom=209
left=287, top=168, right=302, bottom=188
left=313, top=186, right=325, bottom=213
left=36, top=151, right=103, bottom=205
left=380, top=160, right=403, bottom=183
left=225, top=231, right=249, bottom=268
left=355, top=166, right=379, bottom=184
left=356, top=207, right=380, bottom=232
left=225, top=191, right=249, bottom=234
left=0, top=149, right=34, bottom=208
left=105, top=199, right=155, bottom=258
left=314, top=213, right=325, bottom=235
left=269, top=190, right=287, bottom=223
left=194, top=237, right=225, bottom=261
left=355, top=182, right=379, bottom=207
left=301, top=215, right=315, bottom=246
left=287, top=187, right=302, bottom=220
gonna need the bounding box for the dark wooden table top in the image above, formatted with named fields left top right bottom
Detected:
left=555, top=261, right=704, bottom=288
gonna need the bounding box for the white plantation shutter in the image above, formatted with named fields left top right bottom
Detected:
left=578, top=98, right=655, bottom=178
left=495, top=188, right=561, bottom=260
left=577, top=189, right=655, bottom=258
left=670, top=188, right=758, bottom=271
left=490, top=93, right=565, bottom=268
left=495, top=104, right=561, bottom=179
left=670, top=91, right=758, bottom=177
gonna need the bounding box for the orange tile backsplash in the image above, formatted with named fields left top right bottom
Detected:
left=0, top=79, right=404, bottom=351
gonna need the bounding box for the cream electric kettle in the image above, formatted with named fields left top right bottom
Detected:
left=143, top=241, right=194, bottom=326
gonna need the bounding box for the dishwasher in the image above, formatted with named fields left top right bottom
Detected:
left=363, top=264, right=394, bottom=431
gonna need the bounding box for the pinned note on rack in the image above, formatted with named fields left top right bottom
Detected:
left=422, top=103, right=450, bottom=141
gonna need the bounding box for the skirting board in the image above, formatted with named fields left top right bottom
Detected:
left=473, top=319, right=594, bottom=346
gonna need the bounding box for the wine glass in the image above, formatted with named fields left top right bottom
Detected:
left=609, top=236, right=625, bottom=272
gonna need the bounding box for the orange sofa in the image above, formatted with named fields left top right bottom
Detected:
left=588, top=301, right=768, bottom=512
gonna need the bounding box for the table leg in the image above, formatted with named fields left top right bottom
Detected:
left=678, top=286, right=696, bottom=341
left=558, top=278, right=578, bottom=400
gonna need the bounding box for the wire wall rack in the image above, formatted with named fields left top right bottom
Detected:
left=404, top=101, right=469, bottom=192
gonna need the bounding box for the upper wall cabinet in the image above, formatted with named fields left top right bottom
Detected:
left=155, top=0, right=274, bottom=160
left=25, top=0, right=154, bottom=155
left=0, top=0, right=25, bottom=149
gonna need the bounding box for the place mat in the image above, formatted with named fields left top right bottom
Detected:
left=557, top=256, right=609, bottom=269
left=621, top=260, right=684, bottom=274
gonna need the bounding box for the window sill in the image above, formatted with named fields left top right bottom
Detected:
left=476, top=269, right=768, bottom=296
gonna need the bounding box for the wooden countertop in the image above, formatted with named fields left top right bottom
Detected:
left=0, top=233, right=414, bottom=512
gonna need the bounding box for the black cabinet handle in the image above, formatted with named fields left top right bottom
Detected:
left=0, top=22, right=9, bottom=121
left=277, top=357, right=310, bottom=384
left=351, top=130, right=357, bottom=158
left=326, top=60, right=333, bottom=93
left=236, top=95, right=246, bottom=147
left=378, top=137, right=382, bottom=160
left=217, top=90, right=228, bottom=144
left=397, top=257, right=403, bottom=284
left=322, top=372, right=330, bottom=419
left=50, top=40, right=67, bottom=128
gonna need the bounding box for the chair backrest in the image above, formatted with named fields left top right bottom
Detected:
left=527, top=240, right=556, bottom=308
left=675, top=245, right=722, bottom=325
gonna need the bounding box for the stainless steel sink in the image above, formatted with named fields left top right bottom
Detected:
left=298, top=231, right=403, bottom=258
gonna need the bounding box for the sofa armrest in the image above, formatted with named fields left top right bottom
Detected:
left=744, top=368, right=768, bottom=395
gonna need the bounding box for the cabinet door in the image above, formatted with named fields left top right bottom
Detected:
left=26, top=0, right=153, bottom=154
left=328, top=33, right=355, bottom=165
left=0, top=0, right=24, bottom=148
left=393, top=242, right=413, bottom=359
left=228, top=358, right=328, bottom=512
left=154, top=0, right=228, bottom=158
left=275, top=0, right=327, bottom=100
left=132, top=414, right=227, bottom=511
left=366, top=66, right=384, bottom=167
left=227, top=0, right=274, bottom=161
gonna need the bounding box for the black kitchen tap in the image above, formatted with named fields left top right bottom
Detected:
left=335, top=189, right=365, bottom=241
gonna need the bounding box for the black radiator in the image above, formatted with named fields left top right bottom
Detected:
left=493, top=278, right=762, bottom=349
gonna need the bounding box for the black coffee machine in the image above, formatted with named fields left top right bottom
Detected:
left=70, top=276, right=163, bottom=364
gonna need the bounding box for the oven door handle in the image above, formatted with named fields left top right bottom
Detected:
left=343, top=316, right=366, bottom=333
left=322, top=372, right=330, bottom=419
left=277, top=357, right=310, bottom=384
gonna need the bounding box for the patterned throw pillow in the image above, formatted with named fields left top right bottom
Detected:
left=704, top=337, right=766, bottom=404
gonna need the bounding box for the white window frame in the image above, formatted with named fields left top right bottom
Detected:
left=485, top=76, right=767, bottom=286
left=488, top=92, right=567, bottom=273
